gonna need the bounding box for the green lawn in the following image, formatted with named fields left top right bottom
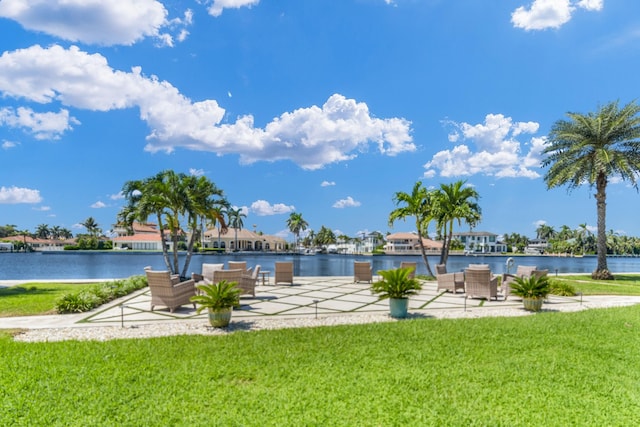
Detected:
left=1, top=306, right=639, bottom=425
left=553, top=274, right=640, bottom=295
left=0, top=283, right=98, bottom=316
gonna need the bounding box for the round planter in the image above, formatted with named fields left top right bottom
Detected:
left=522, top=297, right=544, bottom=312
left=389, top=298, right=409, bottom=319
left=207, top=306, right=233, bottom=327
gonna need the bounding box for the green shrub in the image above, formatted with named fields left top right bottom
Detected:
left=55, top=275, right=147, bottom=314
left=549, top=279, right=577, bottom=296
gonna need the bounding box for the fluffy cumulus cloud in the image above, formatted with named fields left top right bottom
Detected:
left=333, top=196, right=361, bottom=209
left=208, top=0, right=260, bottom=17
left=0, top=0, right=191, bottom=47
left=424, top=114, right=545, bottom=179
left=512, top=0, right=603, bottom=31
left=0, top=186, right=42, bottom=204
left=91, top=201, right=107, bottom=208
left=321, top=181, right=336, bottom=187
left=250, top=200, right=295, bottom=216
left=0, top=45, right=414, bottom=170
left=0, top=107, right=79, bottom=140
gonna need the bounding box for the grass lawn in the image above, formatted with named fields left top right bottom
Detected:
left=0, top=283, right=98, bottom=316
left=553, top=274, right=640, bottom=295
left=1, top=306, right=640, bottom=425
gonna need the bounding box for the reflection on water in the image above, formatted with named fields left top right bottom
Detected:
left=1, top=251, right=640, bottom=280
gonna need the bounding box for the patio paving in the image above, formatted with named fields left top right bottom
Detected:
left=0, top=276, right=602, bottom=330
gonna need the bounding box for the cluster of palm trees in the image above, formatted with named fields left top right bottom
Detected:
left=119, top=170, right=228, bottom=278
left=388, top=180, right=481, bottom=276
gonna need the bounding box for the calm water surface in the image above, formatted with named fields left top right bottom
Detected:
left=2, top=252, right=640, bottom=280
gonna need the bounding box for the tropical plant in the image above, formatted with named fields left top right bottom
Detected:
left=286, top=212, right=309, bottom=250
left=35, top=224, right=50, bottom=240
left=549, top=280, right=576, bottom=297
left=227, top=206, right=246, bottom=251
left=509, top=275, right=551, bottom=300
left=191, top=280, right=241, bottom=311
left=433, top=180, right=481, bottom=265
left=82, top=217, right=101, bottom=238
left=543, top=100, right=640, bottom=279
left=120, top=170, right=228, bottom=278
left=388, top=181, right=435, bottom=276
left=370, top=267, right=422, bottom=300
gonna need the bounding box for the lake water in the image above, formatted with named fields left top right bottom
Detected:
left=1, top=251, right=640, bottom=280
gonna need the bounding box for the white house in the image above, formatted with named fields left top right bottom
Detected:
left=451, top=231, right=507, bottom=254
left=383, top=232, right=442, bottom=255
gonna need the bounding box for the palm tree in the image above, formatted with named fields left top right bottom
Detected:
left=433, top=180, right=481, bottom=265
left=542, top=100, right=640, bottom=279
left=286, top=212, right=309, bottom=252
left=120, top=170, right=228, bottom=277
left=535, top=224, right=556, bottom=241
left=82, top=217, right=101, bottom=238
left=206, top=206, right=229, bottom=251
left=227, top=207, right=246, bottom=251
left=388, top=181, right=435, bottom=277
left=35, top=224, right=50, bottom=240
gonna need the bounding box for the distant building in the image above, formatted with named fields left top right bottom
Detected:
left=451, top=231, right=507, bottom=254
left=112, top=222, right=165, bottom=251
left=383, top=232, right=442, bottom=255
left=203, top=228, right=287, bottom=252
left=0, top=235, right=74, bottom=251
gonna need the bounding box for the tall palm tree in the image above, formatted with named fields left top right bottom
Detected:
left=433, top=180, right=481, bottom=265
left=82, top=217, right=101, bottom=238
left=542, top=100, right=640, bottom=279
left=286, top=212, right=308, bottom=251
left=388, top=181, right=435, bottom=277
left=227, top=207, right=246, bottom=251
left=120, top=170, right=228, bottom=277
left=35, top=224, right=50, bottom=240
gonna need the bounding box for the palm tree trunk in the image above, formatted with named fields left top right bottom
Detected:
left=415, top=228, right=434, bottom=277
left=157, top=214, right=172, bottom=272
left=594, top=174, right=611, bottom=278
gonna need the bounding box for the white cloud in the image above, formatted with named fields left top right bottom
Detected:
left=208, top=0, right=260, bottom=17
left=333, top=196, right=361, bottom=209
left=189, top=168, right=205, bottom=176
left=250, top=200, right=295, bottom=216
left=0, top=0, right=189, bottom=46
left=424, top=114, right=544, bottom=179
left=2, top=140, right=18, bottom=149
left=110, top=192, right=124, bottom=200
left=321, top=181, right=336, bottom=187
left=512, top=0, right=602, bottom=31
left=33, top=205, right=51, bottom=211
left=534, top=219, right=547, bottom=227
left=0, top=45, right=414, bottom=170
left=0, top=107, right=79, bottom=140
left=91, top=201, right=107, bottom=208
left=0, top=186, right=42, bottom=204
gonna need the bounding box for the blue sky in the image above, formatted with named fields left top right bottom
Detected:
left=1, top=0, right=639, bottom=241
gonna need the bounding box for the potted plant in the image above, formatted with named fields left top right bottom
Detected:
left=190, top=280, right=241, bottom=327
left=371, top=267, right=422, bottom=318
left=509, top=275, right=550, bottom=312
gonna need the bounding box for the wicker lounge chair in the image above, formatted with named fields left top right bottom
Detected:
left=191, top=263, right=224, bottom=283
left=274, top=261, right=294, bottom=285
left=435, top=264, right=465, bottom=293
left=400, top=261, right=417, bottom=279
left=353, top=261, right=373, bottom=283
left=239, top=265, right=261, bottom=297
left=228, top=261, right=248, bottom=272
left=464, top=266, right=499, bottom=301
left=145, top=269, right=196, bottom=313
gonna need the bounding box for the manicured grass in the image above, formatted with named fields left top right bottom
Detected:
left=553, top=274, right=640, bottom=295
left=1, top=306, right=639, bottom=425
left=0, top=283, right=98, bottom=317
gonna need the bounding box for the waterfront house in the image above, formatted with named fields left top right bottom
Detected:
left=203, top=228, right=287, bottom=252
left=451, top=231, right=507, bottom=254
left=383, top=232, right=442, bottom=255
left=112, top=222, right=166, bottom=251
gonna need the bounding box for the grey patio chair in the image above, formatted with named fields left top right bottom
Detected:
left=464, top=266, right=499, bottom=301
left=145, top=269, right=196, bottom=313
left=435, top=263, right=465, bottom=293
left=353, top=261, right=373, bottom=283
left=239, top=265, right=261, bottom=297
left=274, top=261, right=294, bottom=285
left=501, top=265, right=538, bottom=300
left=400, top=261, right=417, bottom=279
left=191, top=263, right=224, bottom=284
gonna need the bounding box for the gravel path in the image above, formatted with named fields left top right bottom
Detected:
left=12, top=297, right=639, bottom=342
